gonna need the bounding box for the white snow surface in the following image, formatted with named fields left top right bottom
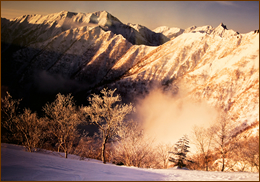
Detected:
left=153, top=26, right=184, bottom=39
left=1, top=143, right=259, bottom=181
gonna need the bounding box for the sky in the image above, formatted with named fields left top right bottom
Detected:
left=1, top=1, right=259, bottom=33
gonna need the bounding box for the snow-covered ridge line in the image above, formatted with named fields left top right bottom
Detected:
left=3, top=10, right=169, bottom=46
left=154, top=22, right=249, bottom=40
left=1, top=10, right=259, bottom=142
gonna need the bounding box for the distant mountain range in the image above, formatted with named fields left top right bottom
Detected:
left=1, top=10, right=259, bottom=136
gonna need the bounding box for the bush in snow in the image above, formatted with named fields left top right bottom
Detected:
left=74, top=132, right=103, bottom=161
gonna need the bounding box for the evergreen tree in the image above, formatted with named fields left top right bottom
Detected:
left=169, top=135, right=193, bottom=168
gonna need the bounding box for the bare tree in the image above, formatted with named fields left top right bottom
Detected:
left=237, top=135, right=259, bottom=172
left=245, top=135, right=259, bottom=172
left=212, top=110, right=235, bottom=171
left=82, top=88, right=134, bottom=163
left=43, top=93, right=81, bottom=158
left=191, top=125, right=214, bottom=171
left=156, top=143, right=174, bottom=169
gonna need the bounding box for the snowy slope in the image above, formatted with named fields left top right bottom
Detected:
left=153, top=26, right=184, bottom=39
left=115, top=25, right=259, bottom=135
left=128, top=23, right=170, bottom=45
left=1, top=10, right=164, bottom=93
left=4, top=25, right=157, bottom=93
left=153, top=23, right=238, bottom=40
left=1, top=143, right=259, bottom=181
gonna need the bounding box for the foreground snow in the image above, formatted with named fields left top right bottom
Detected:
left=1, top=143, right=259, bottom=181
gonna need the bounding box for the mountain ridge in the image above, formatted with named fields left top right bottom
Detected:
left=1, top=10, right=259, bottom=138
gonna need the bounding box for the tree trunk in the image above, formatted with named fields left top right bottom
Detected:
left=65, top=150, right=68, bottom=158
left=221, top=155, right=225, bottom=171
left=205, top=156, right=208, bottom=171
left=58, top=144, right=61, bottom=152
left=101, top=136, right=108, bottom=164
left=164, top=160, right=167, bottom=169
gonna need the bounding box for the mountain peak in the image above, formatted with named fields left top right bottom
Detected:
left=59, top=10, right=78, bottom=18
left=99, top=10, right=110, bottom=15
left=218, top=23, right=228, bottom=30
left=91, top=10, right=115, bottom=19
left=184, top=25, right=197, bottom=33
left=91, top=10, right=121, bottom=27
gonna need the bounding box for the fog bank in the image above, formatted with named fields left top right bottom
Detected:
left=136, top=89, right=218, bottom=148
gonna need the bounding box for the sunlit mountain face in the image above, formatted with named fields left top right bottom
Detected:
left=1, top=10, right=259, bottom=138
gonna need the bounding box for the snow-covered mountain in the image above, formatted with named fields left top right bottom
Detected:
left=1, top=11, right=259, bottom=137
left=109, top=23, right=259, bottom=135
left=153, top=23, right=239, bottom=39
left=1, top=10, right=168, bottom=47
left=153, top=26, right=184, bottom=39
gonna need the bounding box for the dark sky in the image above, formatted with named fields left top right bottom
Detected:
left=1, top=1, right=259, bottom=33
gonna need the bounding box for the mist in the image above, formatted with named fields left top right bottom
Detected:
left=35, top=70, right=87, bottom=94
left=135, top=88, right=218, bottom=151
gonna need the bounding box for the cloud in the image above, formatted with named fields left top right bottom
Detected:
left=135, top=88, right=218, bottom=151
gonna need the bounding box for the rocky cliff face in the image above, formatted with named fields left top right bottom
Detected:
left=1, top=11, right=259, bottom=136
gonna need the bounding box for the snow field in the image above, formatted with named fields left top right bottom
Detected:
left=1, top=143, right=259, bottom=181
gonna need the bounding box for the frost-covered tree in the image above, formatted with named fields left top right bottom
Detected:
left=1, top=92, right=21, bottom=141
left=43, top=93, right=81, bottom=158
left=112, top=120, right=154, bottom=167
left=1, top=92, right=44, bottom=151
left=82, top=88, right=134, bottom=163
left=169, top=135, right=193, bottom=168
left=15, top=109, right=44, bottom=152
